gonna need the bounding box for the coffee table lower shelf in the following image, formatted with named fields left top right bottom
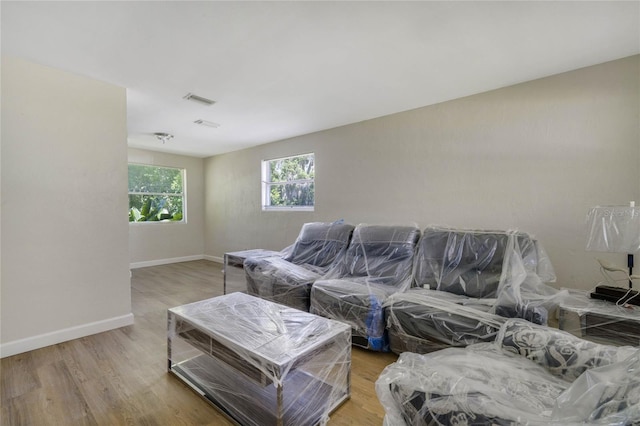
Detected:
left=170, top=354, right=348, bottom=426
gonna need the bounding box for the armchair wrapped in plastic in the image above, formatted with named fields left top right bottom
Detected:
left=376, top=318, right=640, bottom=425
left=385, top=226, right=560, bottom=354
left=244, top=222, right=354, bottom=311
left=310, top=224, right=421, bottom=351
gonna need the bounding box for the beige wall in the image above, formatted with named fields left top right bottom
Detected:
left=1, top=56, right=132, bottom=356
left=205, top=55, right=640, bottom=290
left=128, top=148, right=205, bottom=267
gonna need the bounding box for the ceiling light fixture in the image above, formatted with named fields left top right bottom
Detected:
left=194, top=119, right=221, bottom=128
left=154, top=132, right=174, bottom=144
left=183, top=92, right=216, bottom=106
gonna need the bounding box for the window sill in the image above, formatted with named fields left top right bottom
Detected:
left=262, top=206, right=314, bottom=212
left=129, top=220, right=187, bottom=225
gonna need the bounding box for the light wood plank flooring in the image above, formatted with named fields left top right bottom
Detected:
left=1, top=260, right=398, bottom=425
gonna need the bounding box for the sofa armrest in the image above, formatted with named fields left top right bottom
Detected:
left=244, top=257, right=323, bottom=311
left=245, top=256, right=322, bottom=285
left=494, top=302, right=548, bottom=325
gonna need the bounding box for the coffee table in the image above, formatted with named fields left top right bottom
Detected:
left=168, top=292, right=351, bottom=426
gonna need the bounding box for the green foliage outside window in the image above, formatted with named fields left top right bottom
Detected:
left=128, top=164, right=184, bottom=222
left=265, top=154, right=314, bottom=208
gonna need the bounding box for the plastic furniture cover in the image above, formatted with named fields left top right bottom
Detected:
left=224, top=248, right=282, bottom=294
left=585, top=205, right=640, bottom=253
left=413, top=226, right=555, bottom=297
left=168, top=292, right=351, bottom=426
left=560, top=288, right=640, bottom=346
left=244, top=221, right=354, bottom=311
left=385, top=226, right=562, bottom=354
left=376, top=318, right=640, bottom=425
left=310, top=224, right=421, bottom=351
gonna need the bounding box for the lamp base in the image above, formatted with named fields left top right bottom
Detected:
left=590, top=285, right=640, bottom=306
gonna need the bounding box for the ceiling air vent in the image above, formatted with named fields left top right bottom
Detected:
left=183, top=92, right=216, bottom=106
left=194, top=119, right=220, bottom=128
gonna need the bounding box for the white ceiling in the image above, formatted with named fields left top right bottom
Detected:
left=2, top=1, right=639, bottom=158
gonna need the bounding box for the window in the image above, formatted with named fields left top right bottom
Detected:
left=262, top=153, right=314, bottom=211
left=128, top=163, right=185, bottom=222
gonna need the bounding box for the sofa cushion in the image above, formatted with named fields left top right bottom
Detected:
left=385, top=289, right=501, bottom=348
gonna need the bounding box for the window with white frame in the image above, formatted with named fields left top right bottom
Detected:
left=128, top=163, right=185, bottom=222
left=262, top=153, right=315, bottom=211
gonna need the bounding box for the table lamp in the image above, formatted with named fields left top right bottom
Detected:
left=586, top=202, right=640, bottom=289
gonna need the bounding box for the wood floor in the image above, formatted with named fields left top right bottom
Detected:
left=1, top=260, right=398, bottom=425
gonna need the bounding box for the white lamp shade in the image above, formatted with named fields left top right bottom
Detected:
left=586, top=206, right=640, bottom=253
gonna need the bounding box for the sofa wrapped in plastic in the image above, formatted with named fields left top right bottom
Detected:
left=244, top=222, right=354, bottom=311
left=385, top=226, right=561, bottom=354
left=376, top=318, right=640, bottom=425
left=310, top=224, right=421, bottom=351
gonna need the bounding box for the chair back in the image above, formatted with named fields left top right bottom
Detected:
left=335, top=224, right=420, bottom=287
left=285, top=222, right=355, bottom=268
left=414, top=227, right=539, bottom=298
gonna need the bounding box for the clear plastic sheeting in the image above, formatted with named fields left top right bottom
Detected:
left=167, top=292, right=351, bottom=426
left=385, top=226, right=561, bottom=354
left=310, top=279, right=397, bottom=351
left=376, top=319, right=640, bottom=426
left=281, top=221, right=355, bottom=267
left=559, top=288, right=640, bottom=347
left=414, top=226, right=555, bottom=297
left=553, top=350, right=640, bottom=424
left=385, top=288, right=506, bottom=353
left=246, top=256, right=323, bottom=311
left=244, top=222, right=354, bottom=311
left=224, top=249, right=282, bottom=294
left=586, top=205, right=640, bottom=253
left=310, top=224, right=421, bottom=351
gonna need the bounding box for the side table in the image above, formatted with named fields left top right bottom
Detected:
left=223, top=249, right=281, bottom=294
left=558, top=289, right=640, bottom=346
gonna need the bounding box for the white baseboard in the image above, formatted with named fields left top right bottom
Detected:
left=204, top=255, right=223, bottom=263
left=130, top=255, right=205, bottom=269
left=0, top=313, right=135, bottom=359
